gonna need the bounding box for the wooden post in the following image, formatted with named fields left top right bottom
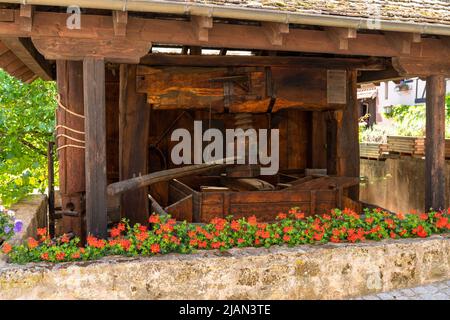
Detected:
left=336, top=70, right=359, bottom=200
left=425, top=75, right=446, bottom=211
left=83, top=57, right=107, bottom=238
left=119, top=64, right=150, bottom=225
left=56, top=60, right=85, bottom=239
left=311, top=111, right=327, bottom=169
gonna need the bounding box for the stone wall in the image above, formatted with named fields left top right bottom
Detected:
left=360, top=157, right=450, bottom=213
left=8, top=194, right=48, bottom=246
left=0, top=235, right=448, bottom=300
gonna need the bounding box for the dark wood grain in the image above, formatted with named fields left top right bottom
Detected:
left=83, top=57, right=107, bottom=238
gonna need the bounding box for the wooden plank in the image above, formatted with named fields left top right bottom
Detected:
left=425, top=74, right=446, bottom=211
left=1, top=37, right=53, bottom=80
left=0, top=9, right=14, bottom=22
left=336, top=70, right=359, bottom=200
left=56, top=60, right=86, bottom=239
left=191, top=16, right=213, bottom=42
left=19, top=4, right=32, bottom=32
left=311, top=111, right=327, bottom=168
left=108, top=159, right=232, bottom=196
left=119, top=64, right=150, bottom=225
left=326, top=27, right=357, bottom=51
left=140, top=54, right=386, bottom=70
left=112, top=11, right=128, bottom=37
left=357, top=67, right=403, bottom=84
left=165, top=195, right=193, bottom=222
left=392, top=57, right=450, bottom=77
left=32, top=37, right=151, bottom=64
left=83, top=57, right=107, bottom=238
left=262, top=22, right=289, bottom=46
left=1, top=11, right=448, bottom=59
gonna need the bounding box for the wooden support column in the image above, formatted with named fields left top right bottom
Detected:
left=336, top=70, right=360, bottom=200
left=119, top=64, right=150, bottom=225
left=56, top=60, right=85, bottom=238
left=310, top=111, right=327, bottom=169
left=83, top=57, right=107, bottom=238
left=425, top=75, right=446, bottom=211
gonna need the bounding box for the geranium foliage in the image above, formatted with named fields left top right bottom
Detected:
left=0, top=70, right=57, bottom=206
left=2, top=207, right=449, bottom=264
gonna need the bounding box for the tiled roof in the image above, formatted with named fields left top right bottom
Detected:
left=177, top=0, right=450, bottom=25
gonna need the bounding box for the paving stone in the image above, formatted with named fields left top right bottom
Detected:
left=362, top=295, right=381, bottom=300
left=377, top=292, right=394, bottom=299
left=412, top=286, right=433, bottom=295
left=400, top=288, right=416, bottom=297
left=357, top=280, right=450, bottom=300
left=420, top=293, right=448, bottom=300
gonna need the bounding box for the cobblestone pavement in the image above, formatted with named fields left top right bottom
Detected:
left=355, top=280, right=450, bottom=300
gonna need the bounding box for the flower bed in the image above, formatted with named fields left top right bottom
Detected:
left=1, top=208, right=449, bottom=264
left=0, top=206, right=22, bottom=246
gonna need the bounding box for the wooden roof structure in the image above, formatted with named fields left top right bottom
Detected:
left=0, top=0, right=449, bottom=83
left=0, top=0, right=448, bottom=239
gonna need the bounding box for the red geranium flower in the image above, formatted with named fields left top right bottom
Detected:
left=61, top=233, right=70, bottom=243
left=283, top=235, right=290, bottom=242
left=2, top=242, right=12, bottom=254
left=120, top=239, right=131, bottom=251
left=151, top=243, right=160, bottom=254
left=37, top=228, right=47, bottom=237
left=416, top=225, right=427, bottom=238
left=283, top=226, right=293, bottom=233
left=110, top=227, right=121, bottom=238
left=41, top=252, right=49, bottom=261
left=117, top=223, right=126, bottom=232
left=277, top=213, right=287, bottom=220
left=436, top=217, right=448, bottom=229
left=237, top=238, right=245, bottom=244
left=248, top=215, right=257, bottom=226
left=420, top=213, right=428, bottom=221
left=231, top=220, right=241, bottom=231
left=136, top=231, right=149, bottom=242
left=27, top=237, right=39, bottom=249
left=294, top=212, right=305, bottom=219
left=149, top=214, right=160, bottom=224
left=56, top=252, right=66, bottom=261
left=71, top=252, right=81, bottom=259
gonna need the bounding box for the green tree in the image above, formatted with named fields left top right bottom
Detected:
left=0, top=69, right=57, bottom=206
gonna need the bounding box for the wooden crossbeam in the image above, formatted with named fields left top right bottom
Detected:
left=0, top=11, right=447, bottom=60
left=191, top=16, right=213, bottom=42
left=112, top=11, right=128, bottom=37
left=385, top=32, right=421, bottom=55
left=0, top=9, right=14, bottom=22
left=262, top=22, right=289, bottom=46
left=140, top=54, right=386, bottom=70
left=392, top=57, right=450, bottom=76
left=1, top=37, right=53, bottom=80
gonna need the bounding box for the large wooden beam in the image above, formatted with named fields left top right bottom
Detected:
left=140, top=54, right=386, bottom=70
left=119, top=64, right=150, bottom=225
left=83, top=57, right=107, bottom=238
left=392, top=57, right=450, bottom=77
left=1, top=37, right=53, bottom=80
left=357, top=67, right=402, bottom=84
left=56, top=60, right=85, bottom=238
left=336, top=70, right=360, bottom=200
left=0, top=11, right=448, bottom=59
left=425, top=75, right=446, bottom=211
left=32, top=37, right=151, bottom=63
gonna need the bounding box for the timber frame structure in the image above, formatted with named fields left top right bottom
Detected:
left=0, top=0, right=449, bottom=239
